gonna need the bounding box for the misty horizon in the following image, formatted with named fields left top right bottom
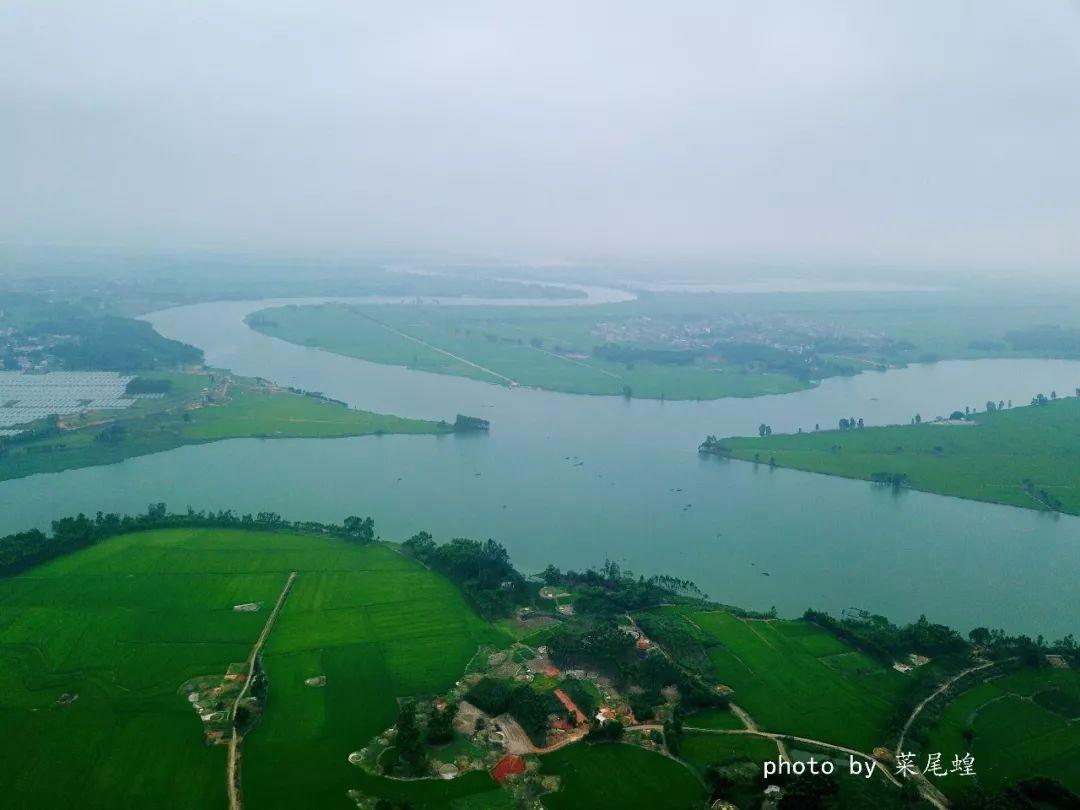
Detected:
left=3, top=2, right=1080, bottom=276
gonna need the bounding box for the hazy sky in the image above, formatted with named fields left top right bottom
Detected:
left=2, top=2, right=1079, bottom=272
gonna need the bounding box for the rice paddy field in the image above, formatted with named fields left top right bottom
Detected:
left=680, top=731, right=780, bottom=771
left=539, top=742, right=706, bottom=810
left=0, top=527, right=508, bottom=808
left=922, top=668, right=1080, bottom=797
left=654, top=607, right=909, bottom=751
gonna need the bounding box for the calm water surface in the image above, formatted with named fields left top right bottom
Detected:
left=2, top=292, right=1078, bottom=638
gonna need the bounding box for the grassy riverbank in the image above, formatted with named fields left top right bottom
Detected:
left=0, top=371, right=449, bottom=481
left=247, top=303, right=810, bottom=400
left=703, top=394, right=1080, bottom=514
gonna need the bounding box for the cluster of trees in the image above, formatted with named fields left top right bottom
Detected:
left=464, top=677, right=561, bottom=745
left=426, top=702, right=457, bottom=746
left=662, top=704, right=685, bottom=755
left=635, top=613, right=714, bottom=673
left=401, top=532, right=524, bottom=618
left=804, top=609, right=1077, bottom=670
left=586, top=719, right=625, bottom=742
left=548, top=619, right=726, bottom=719
left=558, top=677, right=598, bottom=718
left=548, top=621, right=639, bottom=674
left=539, top=559, right=705, bottom=617
left=30, top=313, right=203, bottom=371
left=0, top=504, right=380, bottom=577
left=869, top=471, right=909, bottom=488
left=392, top=700, right=426, bottom=774
left=802, top=609, right=969, bottom=668
left=967, top=626, right=1077, bottom=667
left=452, top=414, right=490, bottom=432
left=698, top=435, right=726, bottom=454
left=838, top=416, right=864, bottom=430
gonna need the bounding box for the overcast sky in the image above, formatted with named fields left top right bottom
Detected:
left=2, top=2, right=1079, bottom=274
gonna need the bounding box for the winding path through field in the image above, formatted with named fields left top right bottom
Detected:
left=227, top=571, right=298, bottom=810
left=895, top=660, right=997, bottom=755
left=634, top=612, right=976, bottom=808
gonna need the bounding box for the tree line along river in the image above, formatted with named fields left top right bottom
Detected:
left=1, top=287, right=1078, bottom=639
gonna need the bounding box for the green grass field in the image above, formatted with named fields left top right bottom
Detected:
left=0, top=528, right=507, bottom=809
left=923, top=668, right=1080, bottom=797
left=248, top=303, right=807, bottom=400
left=540, top=742, right=705, bottom=810
left=0, top=372, right=448, bottom=482
left=710, top=394, right=1080, bottom=515
left=653, top=607, right=908, bottom=751
left=680, top=731, right=779, bottom=771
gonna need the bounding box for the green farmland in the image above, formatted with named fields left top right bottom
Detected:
left=0, top=527, right=507, bottom=809
left=706, top=394, right=1080, bottom=515
left=654, top=608, right=909, bottom=751
left=247, top=303, right=807, bottom=400
left=0, top=372, right=448, bottom=482
left=680, top=733, right=920, bottom=809
left=680, top=731, right=779, bottom=773
left=540, top=742, right=705, bottom=810
left=922, top=668, right=1080, bottom=797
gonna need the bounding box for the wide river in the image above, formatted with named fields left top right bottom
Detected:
left=2, top=288, right=1079, bottom=638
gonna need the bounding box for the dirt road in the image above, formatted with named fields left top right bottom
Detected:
left=227, top=571, right=297, bottom=810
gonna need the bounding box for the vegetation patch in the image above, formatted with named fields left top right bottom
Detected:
left=0, top=523, right=507, bottom=809
left=0, top=370, right=450, bottom=481
left=702, top=392, right=1080, bottom=514
left=540, top=742, right=705, bottom=810
left=923, top=668, right=1080, bottom=797
left=247, top=302, right=812, bottom=400
left=651, top=607, right=909, bottom=751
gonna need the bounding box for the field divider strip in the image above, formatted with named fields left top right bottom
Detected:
left=227, top=570, right=298, bottom=810
left=356, top=311, right=518, bottom=385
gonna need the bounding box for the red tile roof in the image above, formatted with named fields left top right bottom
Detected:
left=491, top=754, right=526, bottom=783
